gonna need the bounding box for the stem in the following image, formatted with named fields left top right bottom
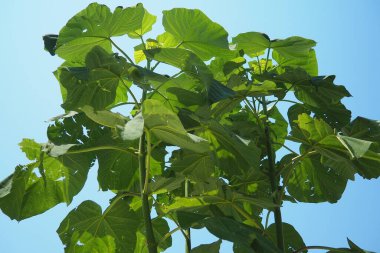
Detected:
left=262, top=97, right=285, bottom=252
left=184, top=179, right=191, bottom=253
left=264, top=48, right=271, bottom=72
left=139, top=90, right=157, bottom=253
left=264, top=210, right=271, bottom=230
left=120, top=78, right=140, bottom=109
left=293, top=245, right=350, bottom=253
left=109, top=39, right=134, bottom=64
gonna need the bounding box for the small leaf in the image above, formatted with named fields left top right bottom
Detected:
left=191, top=239, right=222, bottom=253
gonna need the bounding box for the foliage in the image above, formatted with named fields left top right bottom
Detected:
left=1, top=3, right=379, bottom=253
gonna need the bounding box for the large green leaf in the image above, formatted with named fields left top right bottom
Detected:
left=202, top=217, right=281, bottom=253
left=0, top=139, right=93, bottom=220
left=57, top=199, right=141, bottom=253
left=56, top=3, right=153, bottom=61
left=266, top=223, right=306, bottom=253
left=232, top=32, right=270, bottom=57
left=271, top=36, right=316, bottom=60
left=142, top=99, right=209, bottom=153
left=57, top=46, right=131, bottom=110
left=162, top=8, right=231, bottom=60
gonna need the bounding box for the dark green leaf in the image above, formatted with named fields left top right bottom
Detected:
left=191, top=239, right=222, bottom=253
left=57, top=199, right=141, bottom=253
left=266, top=223, right=306, bottom=253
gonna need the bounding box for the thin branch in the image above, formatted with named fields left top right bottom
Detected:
left=109, top=39, right=134, bottom=64
left=293, top=245, right=350, bottom=253
left=120, top=78, right=140, bottom=109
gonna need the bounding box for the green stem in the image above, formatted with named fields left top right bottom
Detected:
left=262, top=97, right=285, bottom=252
left=120, top=78, right=140, bottom=109
left=184, top=179, right=191, bottom=253
left=109, top=39, right=134, bottom=64
left=293, top=245, right=350, bottom=253
left=139, top=90, right=157, bottom=253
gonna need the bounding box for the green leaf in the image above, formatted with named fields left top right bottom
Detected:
left=287, top=153, right=348, bottom=203
left=65, top=232, right=116, bottom=253
left=266, top=223, right=306, bottom=253
left=0, top=139, right=93, bottom=220
left=57, top=46, right=131, bottom=110
left=171, top=149, right=215, bottom=180
left=97, top=148, right=139, bottom=191
left=197, top=120, right=260, bottom=177
left=273, top=48, right=318, bottom=76
left=162, top=8, right=231, bottom=60
left=144, top=48, right=235, bottom=104
left=202, top=217, right=281, bottom=253
left=56, top=3, right=150, bottom=61
left=232, top=32, right=270, bottom=57
left=271, top=36, right=316, bottom=60
left=142, top=99, right=209, bottom=153
left=80, top=105, right=126, bottom=128
left=127, top=5, right=156, bottom=39
left=57, top=199, right=141, bottom=253
left=191, top=239, right=222, bottom=253
left=290, top=114, right=380, bottom=180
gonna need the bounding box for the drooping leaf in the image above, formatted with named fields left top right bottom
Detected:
left=0, top=139, right=93, bottom=220
left=142, top=99, right=209, bottom=153
left=57, top=199, right=141, bottom=253
left=162, top=8, right=232, bottom=60
left=201, top=217, right=281, bottom=253
left=80, top=105, right=126, bottom=128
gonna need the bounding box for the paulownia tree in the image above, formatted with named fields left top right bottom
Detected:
left=0, top=2, right=378, bottom=253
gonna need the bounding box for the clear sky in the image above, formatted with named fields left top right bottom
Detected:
left=0, top=0, right=379, bottom=252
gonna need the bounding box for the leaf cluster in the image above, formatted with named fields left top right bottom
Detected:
left=1, top=2, right=379, bottom=253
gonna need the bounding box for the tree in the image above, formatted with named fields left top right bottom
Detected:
left=0, top=2, right=378, bottom=253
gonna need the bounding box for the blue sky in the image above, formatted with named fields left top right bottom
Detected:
left=0, top=0, right=379, bottom=252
